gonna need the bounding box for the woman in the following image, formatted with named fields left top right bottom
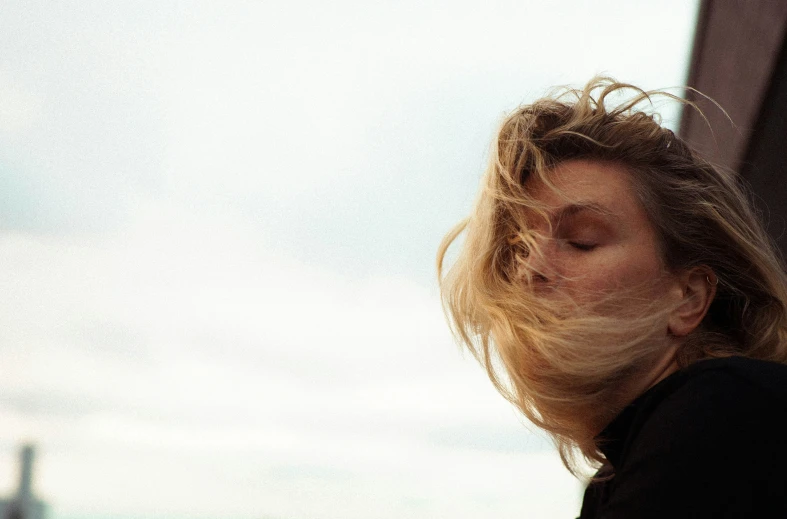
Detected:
left=437, top=78, right=787, bottom=518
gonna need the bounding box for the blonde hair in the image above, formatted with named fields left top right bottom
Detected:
left=436, top=77, right=787, bottom=474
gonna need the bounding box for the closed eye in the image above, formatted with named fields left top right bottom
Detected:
left=568, top=241, right=597, bottom=251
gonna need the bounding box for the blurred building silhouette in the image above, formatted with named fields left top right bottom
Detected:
left=0, top=445, right=47, bottom=519
left=679, top=0, right=787, bottom=255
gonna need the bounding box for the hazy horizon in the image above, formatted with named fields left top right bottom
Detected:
left=0, top=1, right=699, bottom=517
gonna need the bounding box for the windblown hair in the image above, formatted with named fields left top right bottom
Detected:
left=436, top=77, right=787, bottom=474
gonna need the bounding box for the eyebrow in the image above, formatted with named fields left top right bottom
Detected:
left=552, top=202, right=616, bottom=225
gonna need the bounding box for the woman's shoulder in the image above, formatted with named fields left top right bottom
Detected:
left=604, top=355, right=787, bottom=467
left=664, top=356, right=787, bottom=413
left=593, top=357, right=787, bottom=517
left=628, top=355, right=787, bottom=468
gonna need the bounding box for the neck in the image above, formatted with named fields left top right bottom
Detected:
left=592, top=343, right=680, bottom=436
left=623, top=343, right=681, bottom=406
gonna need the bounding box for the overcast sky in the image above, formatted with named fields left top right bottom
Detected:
left=0, top=1, right=699, bottom=518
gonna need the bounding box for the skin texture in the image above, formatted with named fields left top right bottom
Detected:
left=522, top=159, right=668, bottom=300
left=522, top=159, right=717, bottom=407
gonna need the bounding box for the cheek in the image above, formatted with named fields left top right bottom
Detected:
left=563, top=246, right=664, bottom=295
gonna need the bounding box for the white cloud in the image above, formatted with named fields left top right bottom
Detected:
left=0, top=0, right=699, bottom=517
left=0, top=219, right=577, bottom=517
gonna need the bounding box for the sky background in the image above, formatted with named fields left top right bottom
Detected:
left=0, top=1, right=698, bottom=518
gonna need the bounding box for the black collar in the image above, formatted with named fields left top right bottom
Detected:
left=594, top=360, right=711, bottom=468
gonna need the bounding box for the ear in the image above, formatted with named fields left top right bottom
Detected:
left=668, top=267, right=717, bottom=337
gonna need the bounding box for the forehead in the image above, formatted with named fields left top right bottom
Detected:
left=524, top=159, right=643, bottom=218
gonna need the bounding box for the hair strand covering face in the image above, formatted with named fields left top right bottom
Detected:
left=436, top=76, right=787, bottom=475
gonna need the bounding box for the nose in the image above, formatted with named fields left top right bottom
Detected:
left=520, top=235, right=557, bottom=289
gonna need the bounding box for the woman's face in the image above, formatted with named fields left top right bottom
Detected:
left=521, top=159, right=668, bottom=301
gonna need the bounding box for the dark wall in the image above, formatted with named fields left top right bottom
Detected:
left=679, top=0, right=787, bottom=173
left=740, top=37, right=787, bottom=255
left=679, top=0, right=787, bottom=258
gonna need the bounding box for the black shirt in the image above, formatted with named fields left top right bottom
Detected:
left=578, top=356, right=787, bottom=518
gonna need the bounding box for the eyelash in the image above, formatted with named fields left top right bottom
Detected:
left=568, top=241, right=597, bottom=251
